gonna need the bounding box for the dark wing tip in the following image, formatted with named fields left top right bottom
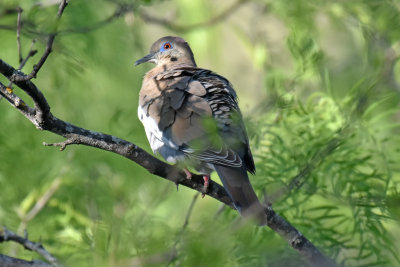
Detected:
left=244, top=147, right=256, bottom=174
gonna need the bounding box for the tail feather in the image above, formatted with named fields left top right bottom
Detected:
left=214, top=164, right=267, bottom=225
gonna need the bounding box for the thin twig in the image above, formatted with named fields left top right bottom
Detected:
left=16, top=7, right=23, bottom=64
left=139, top=0, right=249, bottom=33
left=13, top=0, right=69, bottom=82
left=59, top=3, right=132, bottom=34
left=128, top=193, right=199, bottom=266
left=213, top=203, right=227, bottom=220
left=168, top=193, right=200, bottom=265
left=5, top=40, right=38, bottom=89
left=18, top=40, right=38, bottom=70
left=0, top=227, right=60, bottom=267
left=180, top=193, right=199, bottom=234
left=43, top=138, right=82, bottom=151
left=10, top=175, right=64, bottom=257
left=19, top=176, right=63, bottom=225
left=0, top=9, right=36, bottom=101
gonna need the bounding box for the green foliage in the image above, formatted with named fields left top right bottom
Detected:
left=1, top=0, right=400, bottom=266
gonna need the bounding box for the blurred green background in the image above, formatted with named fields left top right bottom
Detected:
left=1, top=0, right=400, bottom=266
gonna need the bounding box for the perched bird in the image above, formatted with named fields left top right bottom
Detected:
left=135, top=36, right=266, bottom=224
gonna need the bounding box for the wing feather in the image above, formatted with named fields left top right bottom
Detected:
left=140, top=65, right=254, bottom=171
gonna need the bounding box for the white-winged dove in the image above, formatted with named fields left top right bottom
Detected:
left=135, top=36, right=266, bottom=224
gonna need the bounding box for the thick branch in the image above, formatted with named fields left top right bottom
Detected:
left=0, top=58, right=337, bottom=267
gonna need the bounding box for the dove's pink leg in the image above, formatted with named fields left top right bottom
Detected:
left=183, top=168, right=192, bottom=179
left=202, top=175, right=210, bottom=198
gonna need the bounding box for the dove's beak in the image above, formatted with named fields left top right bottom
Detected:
left=135, top=52, right=156, bottom=66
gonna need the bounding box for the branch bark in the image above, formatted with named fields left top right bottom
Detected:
left=0, top=58, right=338, bottom=267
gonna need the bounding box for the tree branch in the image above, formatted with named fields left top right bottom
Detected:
left=0, top=227, right=59, bottom=267
left=0, top=58, right=337, bottom=267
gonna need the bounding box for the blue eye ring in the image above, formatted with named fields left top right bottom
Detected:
left=161, top=42, right=173, bottom=51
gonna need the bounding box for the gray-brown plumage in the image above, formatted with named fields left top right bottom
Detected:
left=135, top=36, right=266, bottom=224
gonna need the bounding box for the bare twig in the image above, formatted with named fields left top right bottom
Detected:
left=13, top=0, right=68, bottom=82
left=168, top=193, right=200, bottom=265
left=16, top=7, right=23, bottom=64
left=125, top=193, right=199, bottom=266
left=0, top=227, right=60, bottom=267
left=0, top=9, right=36, bottom=101
left=18, top=176, right=63, bottom=226
left=214, top=203, right=227, bottom=219
left=59, top=3, right=133, bottom=34
left=18, top=40, right=38, bottom=71
left=139, top=0, right=249, bottom=33
left=8, top=175, right=64, bottom=257
left=180, top=193, right=199, bottom=234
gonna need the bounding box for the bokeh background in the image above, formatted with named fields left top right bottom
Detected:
left=1, top=0, right=400, bottom=266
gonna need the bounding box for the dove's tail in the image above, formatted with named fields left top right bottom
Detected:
left=214, top=164, right=267, bottom=226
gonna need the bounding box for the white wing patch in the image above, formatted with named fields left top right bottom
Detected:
left=138, top=105, right=164, bottom=153
left=138, top=105, right=180, bottom=154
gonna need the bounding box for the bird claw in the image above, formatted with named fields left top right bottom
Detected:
left=201, top=175, right=210, bottom=198
left=176, top=169, right=194, bottom=192
left=183, top=168, right=193, bottom=180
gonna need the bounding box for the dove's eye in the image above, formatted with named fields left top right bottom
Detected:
left=162, top=42, right=172, bottom=50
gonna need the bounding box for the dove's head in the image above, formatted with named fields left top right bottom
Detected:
left=135, top=36, right=197, bottom=67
